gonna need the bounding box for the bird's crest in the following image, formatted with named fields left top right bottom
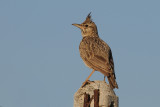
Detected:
left=83, top=12, right=93, bottom=23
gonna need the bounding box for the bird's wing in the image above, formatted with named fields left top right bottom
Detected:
left=79, top=37, right=113, bottom=75
left=79, top=37, right=118, bottom=89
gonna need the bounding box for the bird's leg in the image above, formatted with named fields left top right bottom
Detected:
left=82, top=70, right=95, bottom=87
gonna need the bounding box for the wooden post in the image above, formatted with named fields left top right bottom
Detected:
left=94, top=89, right=99, bottom=107
left=74, top=80, right=119, bottom=107
left=83, top=93, right=90, bottom=107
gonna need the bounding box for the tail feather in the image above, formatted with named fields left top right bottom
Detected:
left=107, top=73, right=118, bottom=89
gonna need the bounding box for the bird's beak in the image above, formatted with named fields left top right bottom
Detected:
left=72, top=23, right=82, bottom=29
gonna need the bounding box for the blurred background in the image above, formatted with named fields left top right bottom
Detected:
left=0, top=0, right=160, bottom=107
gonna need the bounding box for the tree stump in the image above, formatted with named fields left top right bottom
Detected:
left=74, top=80, right=118, bottom=107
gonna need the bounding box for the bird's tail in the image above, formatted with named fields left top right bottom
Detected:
left=107, top=73, right=118, bottom=89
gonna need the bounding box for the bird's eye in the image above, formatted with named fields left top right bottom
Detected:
left=85, top=25, right=88, bottom=27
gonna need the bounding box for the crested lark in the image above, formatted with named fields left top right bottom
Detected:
left=72, top=13, right=118, bottom=89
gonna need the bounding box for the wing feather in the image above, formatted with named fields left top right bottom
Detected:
left=79, top=37, right=112, bottom=74
left=79, top=37, right=118, bottom=89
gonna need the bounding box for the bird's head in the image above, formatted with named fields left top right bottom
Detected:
left=72, top=13, right=98, bottom=37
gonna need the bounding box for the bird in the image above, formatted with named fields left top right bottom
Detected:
left=72, top=13, right=118, bottom=89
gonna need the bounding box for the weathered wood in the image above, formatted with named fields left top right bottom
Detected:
left=94, top=89, right=99, bottom=107
left=83, top=93, right=90, bottom=107
left=74, top=80, right=118, bottom=107
left=108, top=101, right=114, bottom=107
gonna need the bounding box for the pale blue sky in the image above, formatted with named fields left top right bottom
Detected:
left=0, top=0, right=160, bottom=107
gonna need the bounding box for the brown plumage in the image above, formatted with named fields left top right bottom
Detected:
left=72, top=13, right=118, bottom=89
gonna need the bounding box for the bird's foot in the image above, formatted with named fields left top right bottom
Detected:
left=81, top=80, right=93, bottom=87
